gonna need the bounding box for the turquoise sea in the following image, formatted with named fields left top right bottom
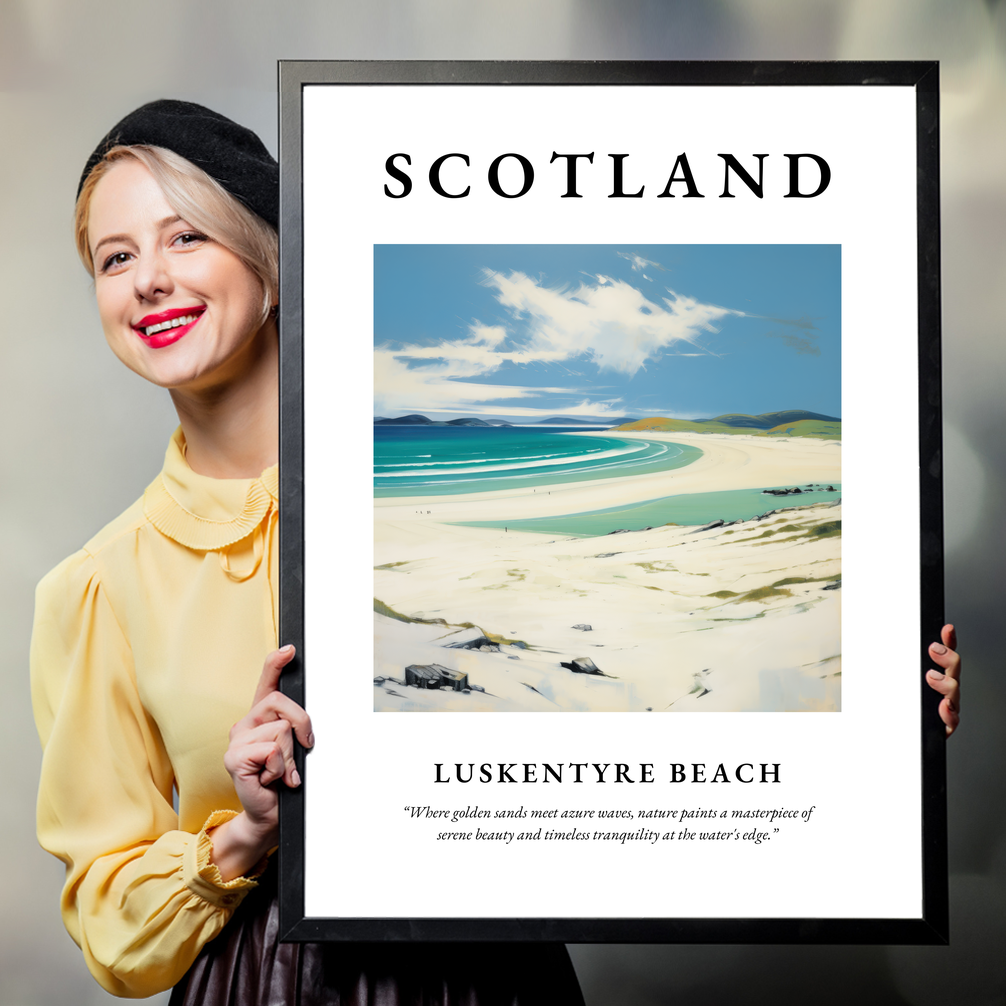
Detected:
left=374, top=426, right=702, bottom=497
left=374, top=426, right=840, bottom=535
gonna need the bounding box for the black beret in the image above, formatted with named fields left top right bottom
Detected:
left=78, top=99, right=278, bottom=228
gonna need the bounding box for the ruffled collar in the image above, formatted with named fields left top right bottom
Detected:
left=143, top=428, right=278, bottom=551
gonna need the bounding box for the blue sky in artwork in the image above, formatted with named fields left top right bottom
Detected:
left=374, top=245, right=840, bottom=422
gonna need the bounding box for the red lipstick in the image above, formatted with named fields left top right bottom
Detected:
left=132, top=306, right=205, bottom=349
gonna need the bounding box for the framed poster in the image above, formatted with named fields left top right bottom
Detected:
left=277, top=61, right=946, bottom=943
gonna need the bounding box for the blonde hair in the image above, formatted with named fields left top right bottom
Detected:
left=75, top=145, right=278, bottom=322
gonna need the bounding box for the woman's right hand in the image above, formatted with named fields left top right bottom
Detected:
left=926, top=624, right=961, bottom=737
left=209, top=645, right=314, bottom=881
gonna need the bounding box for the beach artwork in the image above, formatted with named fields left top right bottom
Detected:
left=373, top=245, right=841, bottom=713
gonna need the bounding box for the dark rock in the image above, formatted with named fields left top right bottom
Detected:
left=572, top=624, right=592, bottom=631
left=405, top=663, right=469, bottom=692
left=823, top=581, right=842, bottom=590
left=405, top=664, right=442, bottom=689
left=437, top=667, right=470, bottom=690
left=560, top=656, right=602, bottom=675
left=508, top=655, right=521, bottom=660
left=595, top=552, right=621, bottom=558
left=470, top=684, right=486, bottom=693
left=444, top=628, right=495, bottom=650
left=373, top=676, right=386, bottom=685
left=512, top=641, right=527, bottom=650
left=691, top=519, right=726, bottom=533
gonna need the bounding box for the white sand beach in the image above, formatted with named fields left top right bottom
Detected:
left=374, top=432, right=841, bottom=713
left=374, top=431, right=841, bottom=523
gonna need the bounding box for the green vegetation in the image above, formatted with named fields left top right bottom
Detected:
left=632, top=561, right=677, bottom=573
left=614, top=412, right=841, bottom=440
left=752, top=519, right=842, bottom=546
left=731, top=584, right=794, bottom=603
left=807, top=520, right=842, bottom=539
left=373, top=598, right=446, bottom=625
left=372, top=598, right=529, bottom=648
left=481, top=628, right=531, bottom=647
left=705, top=574, right=839, bottom=605
left=766, top=419, right=842, bottom=439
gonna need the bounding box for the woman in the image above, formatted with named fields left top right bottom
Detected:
left=31, top=100, right=586, bottom=1003
left=32, top=99, right=962, bottom=1002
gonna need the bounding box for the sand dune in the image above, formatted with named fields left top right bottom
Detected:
left=374, top=433, right=841, bottom=713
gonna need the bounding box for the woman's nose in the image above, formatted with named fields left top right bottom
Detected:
left=133, top=249, right=173, bottom=302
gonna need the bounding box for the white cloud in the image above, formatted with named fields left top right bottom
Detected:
left=465, top=322, right=508, bottom=347
left=484, top=270, right=737, bottom=376
left=374, top=269, right=738, bottom=416
left=617, top=251, right=665, bottom=273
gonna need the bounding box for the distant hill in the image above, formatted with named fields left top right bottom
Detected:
left=698, top=410, right=840, bottom=430
left=766, top=419, right=842, bottom=438
left=535, top=416, right=638, bottom=426
left=615, top=410, right=841, bottom=440
left=375, top=414, right=493, bottom=427
left=374, top=414, right=434, bottom=425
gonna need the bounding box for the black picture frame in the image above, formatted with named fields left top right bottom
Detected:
left=277, top=60, right=945, bottom=944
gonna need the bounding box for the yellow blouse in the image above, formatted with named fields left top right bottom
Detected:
left=31, top=429, right=279, bottom=998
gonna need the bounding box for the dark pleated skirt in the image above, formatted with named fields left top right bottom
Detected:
left=169, top=869, right=585, bottom=1006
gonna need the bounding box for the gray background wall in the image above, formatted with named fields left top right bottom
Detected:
left=1, top=2, right=1003, bottom=1003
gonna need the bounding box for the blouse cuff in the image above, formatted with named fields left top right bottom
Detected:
left=183, top=810, right=269, bottom=909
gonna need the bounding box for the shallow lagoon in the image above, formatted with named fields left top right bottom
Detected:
left=456, top=483, right=842, bottom=536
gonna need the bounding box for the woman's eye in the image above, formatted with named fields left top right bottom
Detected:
left=101, top=251, right=131, bottom=273
left=173, top=231, right=208, bottom=248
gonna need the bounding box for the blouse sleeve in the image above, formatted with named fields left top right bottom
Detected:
left=31, top=549, right=262, bottom=998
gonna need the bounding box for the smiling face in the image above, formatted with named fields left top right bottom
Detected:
left=87, top=158, right=272, bottom=393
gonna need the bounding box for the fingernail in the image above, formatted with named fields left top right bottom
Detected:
left=927, top=669, right=944, bottom=680
left=280, top=644, right=295, bottom=654
left=931, top=643, right=947, bottom=655
left=292, top=768, right=301, bottom=787
left=307, top=732, right=315, bottom=748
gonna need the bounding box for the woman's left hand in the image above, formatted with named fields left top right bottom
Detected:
left=209, top=645, right=313, bottom=881
left=926, top=624, right=961, bottom=737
